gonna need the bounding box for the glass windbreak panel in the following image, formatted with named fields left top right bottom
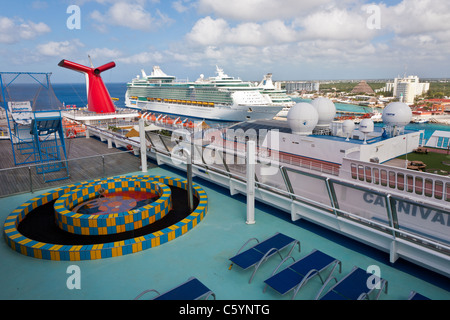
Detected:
left=332, top=183, right=390, bottom=228
left=351, top=163, right=357, bottom=179
left=446, top=183, right=450, bottom=202
left=146, top=132, right=168, bottom=153
left=285, top=169, right=331, bottom=208
left=373, top=168, right=380, bottom=185
left=159, top=135, right=177, bottom=153
left=407, top=175, right=414, bottom=192
left=255, top=164, right=288, bottom=193
left=394, top=197, right=450, bottom=246
left=202, top=146, right=230, bottom=175
left=358, top=165, right=364, bottom=181
left=415, top=177, right=423, bottom=195
left=365, top=166, right=372, bottom=183
left=389, top=171, right=396, bottom=188
left=424, top=179, right=433, bottom=197
left=103, top=152, right=140, bottom=177
left=397, top=173, right=405, bottom=191
left=380, top=170, right=387, bottom=186
left=0, top=166, right=32, bottom=197
left=225, top=152, right=247, bottom=178
left=434, top=181, right=443, bottom=200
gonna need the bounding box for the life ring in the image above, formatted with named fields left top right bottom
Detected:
left=66, top=128, right=76, bottom=138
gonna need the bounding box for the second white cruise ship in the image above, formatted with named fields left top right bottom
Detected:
left=125, top=66, right=284, bottom=122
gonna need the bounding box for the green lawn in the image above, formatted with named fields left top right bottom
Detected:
left=398, top=150, right=450, bottom=175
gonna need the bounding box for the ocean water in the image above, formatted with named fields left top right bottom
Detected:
left=53, top=83, right=128, bottom=109
left=52, top=83, right=449, bottom=141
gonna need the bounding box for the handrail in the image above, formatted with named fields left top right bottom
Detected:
left=158, top=139, right=450, bottom=253
left=0, top=149, right=134, bottom=173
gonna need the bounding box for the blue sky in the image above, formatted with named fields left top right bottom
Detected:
left=1, top=0, right=449, bottom=83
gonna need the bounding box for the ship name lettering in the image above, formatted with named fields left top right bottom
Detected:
left=363, top=193, right=449, bottom=226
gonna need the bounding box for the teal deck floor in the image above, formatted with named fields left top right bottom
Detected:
left=0, top=165, right=449, bottom=300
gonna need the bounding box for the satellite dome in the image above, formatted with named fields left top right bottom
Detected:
left=342, top=119, right=355, bottom=141
left=311, top=97, right=336, bottom=128
left=359, top=119, right=374, bottom=144
left=359, top=119, right=374, bottom=133
left=287, top=102, right=319, bottom=135
left=382, top=102, right=412, bottom=127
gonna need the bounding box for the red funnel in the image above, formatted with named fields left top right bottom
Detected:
left=58, top=59, right=116, bottom=113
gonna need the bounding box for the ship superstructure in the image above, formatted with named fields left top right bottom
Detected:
left=125, top=66, right=283, bottom=121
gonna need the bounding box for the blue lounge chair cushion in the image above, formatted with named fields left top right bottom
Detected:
left=319, top=290, right=348, bottom=300
left=319, top=267, right=387, bottom=300
left=154, top=278, right=213, bottom=300
left=230, top=249, right=264, bottom=270
left=230, top=233, right=297, bottom=270
left=329, top=268, right=371, bottom=300
left=253, top=233, right=296, bottom=254
left=264, top=249, right=340, bottom=297
left=264, top=268, right=306, bottom=295
left=290, top=250, right=336, bottom=276
left=409, top=291, right=431, bottom=300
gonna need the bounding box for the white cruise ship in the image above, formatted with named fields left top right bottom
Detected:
left=125, top=66, right=283, bottom=122
left=257, top=73, right=295, bottom=117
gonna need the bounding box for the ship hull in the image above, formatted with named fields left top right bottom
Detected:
left=126, top=98, right=283, bottom=122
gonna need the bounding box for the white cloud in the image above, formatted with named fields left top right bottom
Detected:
left=117, top=51, right=165, bottom=64
left=0, top=16, right=50, bottom=44
left=197, top=0, right=332, bottom=21
left=90, top=1, right=173, bottom=31
left=381, top=0, right=450, bottom=36
left=87, top=47, right=123, bottom=61
left=295, top=7, right=374, bottom=41
left=36, top=39, right=84, bottom=57
left=185, top=16, right=228, bottom=46
left=186, top=17, right=298, bottom=46
left=172, top=0, right=193, bottom=13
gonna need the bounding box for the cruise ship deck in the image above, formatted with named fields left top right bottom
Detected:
left=1, top=160, right=449, bottom=302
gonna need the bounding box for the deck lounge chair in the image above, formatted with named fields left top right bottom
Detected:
left=134, top=277, right=216, bottom=300
left=229, top=232, right=301, bottom=283
left=263, top=249, right=342, bottom=300
left=408, top=291, right=431, bottom=300
left=315, top=266, right=388, bottom=300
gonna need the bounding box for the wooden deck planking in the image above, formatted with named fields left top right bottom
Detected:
left=0, top=137, right=153, bottom=197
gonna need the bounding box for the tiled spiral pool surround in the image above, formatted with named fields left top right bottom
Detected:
left=3, top=175, right=208, bottom=261
left=54, top=180, right=171, bottom=236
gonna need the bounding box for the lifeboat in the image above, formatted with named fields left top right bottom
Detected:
left=174, top=117, right=182, bottom=127
left=183, top=120, right=194, bottom=128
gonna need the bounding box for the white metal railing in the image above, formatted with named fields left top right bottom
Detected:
left=341, top=159, right=450, bottom=208
left=147, top=135, right=450, bottom=256
left=0, top=149, right=138, bottom=198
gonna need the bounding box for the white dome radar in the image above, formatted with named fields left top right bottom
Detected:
left=342, top=119, right=355, bottom=141
left=359, top=119, right=374, bottom=144
left=311, top=97, right=336, bottom=128
left=287, top=102, right=319, bottom=135
left=382, top=102, right=412, bottom=127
